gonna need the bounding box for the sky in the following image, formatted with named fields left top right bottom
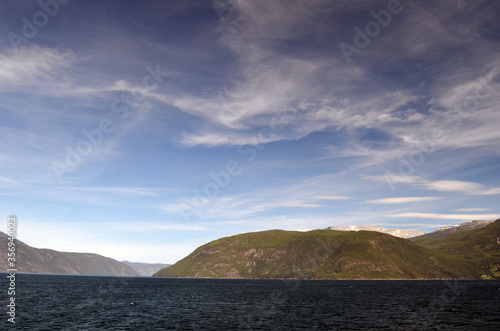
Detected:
left=0, top=0, right=499, bottom=264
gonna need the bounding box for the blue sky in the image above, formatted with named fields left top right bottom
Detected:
left=1, top=0, right=499, bottom=263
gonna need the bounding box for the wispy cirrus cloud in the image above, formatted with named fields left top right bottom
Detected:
left=315, top=195, right=350, bottom=200
left=163, top=196, right=326, bottom=221
left=161, top=173, right=353, bottom=222
left=455, top=208, right=490, bottom=212
left=0, top=176, right=17, bottom=185
left=68, top=186, right=169, bottom=196
left=366, top=197, right=442, bottom=204
left=388, top=212, right=499, bottom=221
left=0, top=46, right=77, bottom=93
left=109, top=222, right=210, bottom=232
left=364, top=175, right=500, bottom=196
left=417, top=180, right=500, bottom=195
left=362, top=175, right=421, bottom=184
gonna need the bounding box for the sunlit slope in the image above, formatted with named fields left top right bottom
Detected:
left=154, top=230, right=478, bottom=279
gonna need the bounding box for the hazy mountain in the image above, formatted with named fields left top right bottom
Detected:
left=0, top=232, right=139, bottom=277
left=154, top=229, right=478, bottom=279
left=122, top=261, right=171, bottom=276
left=410, top=220, right=494, bottom=241
left=326, top=225, right=424, bottom=239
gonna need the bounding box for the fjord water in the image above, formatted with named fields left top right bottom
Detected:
left=3, top=274, right=500, bottom=330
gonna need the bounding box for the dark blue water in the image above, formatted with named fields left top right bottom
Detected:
left=1, top=274, right=500, bottom=330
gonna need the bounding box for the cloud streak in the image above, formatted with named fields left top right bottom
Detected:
left=418, top=180, right=500, bottom=195
left=366, top=197, right=442, bottom=204
left=364, top=176, right=500, bottom=196
left=388, top=213, right=499, bottom=221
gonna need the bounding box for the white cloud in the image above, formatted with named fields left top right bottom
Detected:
left=172, top=58, right=319, bottom=130
left=0, top=176, right=17, bottom=185
left=418, top=180, right=500, bottom=195
left=68, top=186, right=167, bottom=196
left=363, top=175, right=500, bottom=196
left=108, top=222, right=209, bottom=232
left=388, top=212, right=499, bottom=221
left=366, top=197, right=442, bottom=204
left=177, top=127, right=303, bottom=148
left=315, top=195, right=350, bottom=200
left=455, top=208, right=490, bottom=212
left=434, top=68, right=498, bottom=111
left=362, top=175, right=422, bottom=184
left=133, top=0, right=500, bottom=169
left=163, top=196, right=325, bottom=221
left=162, top=173, right=354, bottom=222
left=264, top=202, right=324, bottom=208
left=0, top=45, right=77, bottom=93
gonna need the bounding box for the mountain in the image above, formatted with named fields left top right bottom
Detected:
left=122, top=261, right=171, bottom=276
left=154, top=229, right=478, bottom=279
left=0, top=232, right=139, bottom=276
left=414, top=219, right=500, bottom=279
left=410, top=220, right=494, bottom=241
left=326, top=225, right=424, bottom=239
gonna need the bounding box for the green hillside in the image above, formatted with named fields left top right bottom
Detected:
left=154, top=229, right=479, bottom=279
left=415, top=219, right=500, bottom=279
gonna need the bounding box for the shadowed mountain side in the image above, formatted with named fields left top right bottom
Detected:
left=0, top=232, right=139, bottom=276
left=154, top=230, right=479, bottom=279
left=414, top=219, right=500, bottom=278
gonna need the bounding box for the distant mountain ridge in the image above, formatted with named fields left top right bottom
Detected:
left=326, top=225, right=424, bottom=239
left=410, top=220, right=493, bottom=240
left=0, top=232, right=139, bottom=277
left=122, top=261, right=171, bottom=276
left=326, top=220, right=496, bottom=240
